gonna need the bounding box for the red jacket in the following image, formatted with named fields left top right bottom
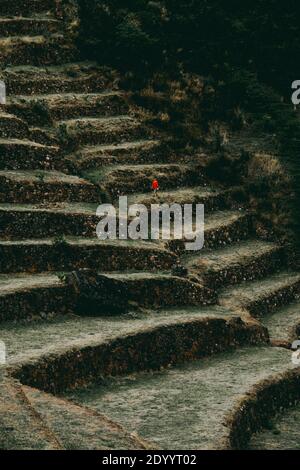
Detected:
left=152, top=179, right=159, bottom=190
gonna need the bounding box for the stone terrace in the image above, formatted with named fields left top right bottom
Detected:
left=0, top=0, right=300, bottom=450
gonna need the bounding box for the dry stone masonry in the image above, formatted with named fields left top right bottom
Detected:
left=0, top=0, right=300, bottom=450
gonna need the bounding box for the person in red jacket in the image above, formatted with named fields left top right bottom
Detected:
left=151, top=178, right=159, bottom=196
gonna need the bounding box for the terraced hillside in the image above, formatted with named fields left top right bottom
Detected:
left=0, top=0, right=300, bottom=450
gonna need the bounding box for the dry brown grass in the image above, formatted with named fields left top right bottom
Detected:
left=248, top=153, right=287, bottom=180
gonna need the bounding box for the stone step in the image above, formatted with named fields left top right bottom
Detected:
left=0, top=170, right=101, bottom=203
left=0, top=112, right=29, bottom=139
left=2, top=62, right=118, bottom=95
left=261, top=300, right=300, bottom=347
left=0, top=138, right=60, bottom=170
left=0, top=16, right=62, bottom=37
left=65, top=139, right=174, bottom=171
left=7, top=92, right=128, bottom=125
left=0, top=238, right=177, bottom=273
left=0, top=0, right=55, bottom=17
left=0, top=35, right=76, bottom=66
left=0, top=271, right=215, bottom=322
left=22, top=386, right=150, bottom=450
left=0, top=272, right=74, bottom=322
left=85, top=163, right=205, bottom=198
left=219, top=271, right=300, bottom=317
left=127, top=186, right=232, bottom=213
left=250, top=402, right=300, bottom=450
left=28, top=125, right=61, bottom=146
left=185, top=239, right=286, bottom=288
left=0, top=376, right=62, bottom=450
left=0, top=201, right=247, bottom=244
left=164, top=210, right=252, bottom=253
left=65, top=346, right=297, bottom=450
left=103, top=271, right=216, bottom=308
left=0, top=202, right=99, bottom=239
left=58, top=115, right=149, bottom=148
left=3, top=306, right=266, bottom=389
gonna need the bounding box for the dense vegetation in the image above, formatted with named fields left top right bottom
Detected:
left=77, top=0, right=300, bottom=252
left=78, top=0, right=299, bottom=87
